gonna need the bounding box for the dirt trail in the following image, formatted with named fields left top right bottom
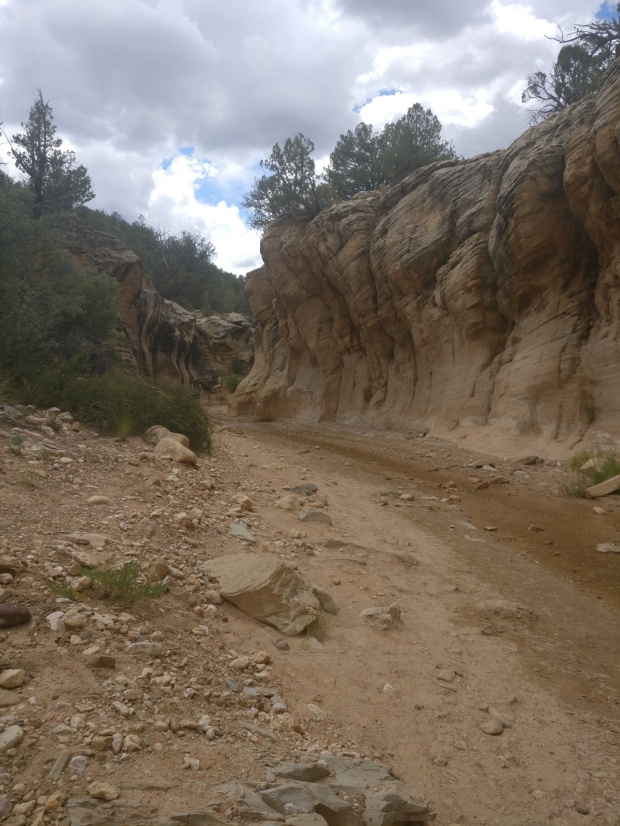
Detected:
left=216, top=412, right=620, bottom=825
left=0, top=406, right=618, bottom=826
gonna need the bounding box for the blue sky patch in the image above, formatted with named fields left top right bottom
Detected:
left=596, top=1, right=616, bottom=20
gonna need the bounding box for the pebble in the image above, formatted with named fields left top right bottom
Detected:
left=273, top=639, right=290, bottom=651
left=85, top=654, right=116, bottom=669
left=229, top=522, right=256, bottom=543
left=480, top=717, right=504, bottom=735
left=87, top=782, right=119, bottom=800
left=299, top=509, right=332, bottom=525
left=86, top=495, right=115, bottom=506
left=231, top=656, right=251, bottom=669
left=0, top=603, right=32, bottom=627
left=126, top=641, right=163, bottom=657
left=0, top=669, right=25, bottom=689
left=0, top=689, right=21, bottom=709
left=383, top=683, right=395, bottom=694
left=575, top=803, right=590, bottom=815
left=0, top=725, right=24, bottom=753
left=597, top=543, right=620, bottom=554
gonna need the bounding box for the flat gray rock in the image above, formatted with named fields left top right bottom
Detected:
left=291, top=483, right=318, bottom=495
left=259, top=784, right=316, bottom=815
left=273, top=763, right=330, bottom=782
left=300, top=509, right=332, bottom=525
left=228, top=522, right=256, bottom=543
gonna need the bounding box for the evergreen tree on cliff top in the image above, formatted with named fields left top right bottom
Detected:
left=523, top=4, right=620, bottom=123
left=242, top=133, right=333, bottom=230
left=243, top=105, right=456, bottom=229
left=12, top=91, right=94, bottom=218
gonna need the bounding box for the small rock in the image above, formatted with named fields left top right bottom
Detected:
left=0, top=603, right=31, bottom=627
left=87, top=782, right=120, bottom=801
left=584, top=474, right=620, bottom=498
left=231, top=656, right=251, bottom=669
left=528, top=524, right=544, bottom=532
left=311, top=584, right=337, bottom=615
left=275, top=495, right=300, bottom=511
left=144, top=426, right=190, bottom=447
left=86, top=495, right=114, bottom=506
left=146, top=561, right=170, bottom=582
left=484, top=526, right=497, bottom=532
left=592, top=506, right=606, bottom=515
left=0, top=689, right=21, bottom=708
left=0, top=669, right=26, bottom=689
left=575, top=803, right=590, bottom=815
left=228, top=522, right=256, bottom=543
left=300, top=509, right=332, bottom=525
left=274, top=639, right=290, bottom=651
left=44, top=792, right=65, bottom=812
left=0, top=725, right=24, bottom=753
left=233, top=495, right=254, bottom=511
left=126, top=641, right=163, bottom=656
left=383, top=683, right=395, bottom=694
left=205, top=589, right=223, bottom=605
left=291, top=483, right=318, bottom=495
left=153, top=438, right=197, bottom=465
left=85, top=654, right=116, bottom=669
left=597, top=543, right=620, bottom=554
left=480, top=717, right=504, bottom=735
left=183, top=754, right=200, bottom=770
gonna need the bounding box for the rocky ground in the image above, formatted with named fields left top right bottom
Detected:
left=0, top=402, right=618, bottom=826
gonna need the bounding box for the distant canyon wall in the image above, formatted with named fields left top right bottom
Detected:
left=68, top=224, right=254, bottom=388
left=231, top=60, right=620, bottom=457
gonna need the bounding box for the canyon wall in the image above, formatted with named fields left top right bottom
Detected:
left=68, top=224, right=254, bottom=388
left=231, top=61, right=620, bottom=456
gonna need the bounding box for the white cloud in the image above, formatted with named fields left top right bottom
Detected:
left=359, top=89, right=494, bottom=130
left=147, top=154, right=262, bottom=274
left=0, top=0, right=609, bottom=276
left=490, top=1, right=556, bottom=39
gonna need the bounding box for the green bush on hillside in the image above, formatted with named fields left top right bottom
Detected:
left=10, top=367, right=211, bottom=452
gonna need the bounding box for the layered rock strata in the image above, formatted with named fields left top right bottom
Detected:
left=232, top=61, right=620, bottom=455
left=68, top=223, right=254, bottom=388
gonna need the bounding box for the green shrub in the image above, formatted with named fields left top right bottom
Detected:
left=7, top=369, right=212, bottom=452
left=9, top=435, right=25, bottom=455
left=223, top=373, right=242, bottom=392
left=81, top=561, right=166, bottom=606
left=562, top=447, right=620, bottom=497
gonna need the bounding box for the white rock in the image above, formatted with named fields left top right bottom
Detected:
left=0, top=669, right=26, bottom=689
left=0, top=725, right=24, bottom=753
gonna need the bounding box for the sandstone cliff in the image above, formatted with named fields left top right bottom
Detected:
left=68, top=224, right=254, bottom=388
left=231, top=61, right=620, bottom=456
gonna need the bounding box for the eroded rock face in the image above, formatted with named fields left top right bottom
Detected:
left=232, top=61, right=620, bottom=456
left=66, top=223, right=254, bottom=390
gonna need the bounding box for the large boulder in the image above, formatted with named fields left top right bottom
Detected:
left=202, top=553, right=320, bottom=635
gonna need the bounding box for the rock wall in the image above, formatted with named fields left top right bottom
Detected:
left=231, top=61, right=620, bottom=456
left=67, top=224, right=254, bottom=389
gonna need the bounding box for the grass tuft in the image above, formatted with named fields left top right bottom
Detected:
left=9, top=435, right=25, bottom=455
left=80, top=561, right=166, bottom=606
left=562, top=447, right=620, bottom=497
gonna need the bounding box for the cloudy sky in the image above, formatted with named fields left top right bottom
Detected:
left=0, top=0, right=613, bottom=274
